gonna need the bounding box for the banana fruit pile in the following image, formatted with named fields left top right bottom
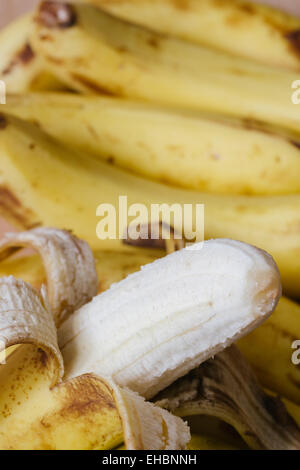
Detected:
left=1, top=0, right=300, bottom=450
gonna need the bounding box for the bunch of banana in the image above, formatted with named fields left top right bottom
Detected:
left=29, top=2, right=300, bottom=133
left=88, top=0, right=300, bottom=70
left=5, top=93, right=300, bottom=196
left=1, top=112, right=300, bottom=300
left=0, top=227, right=286, bottom=449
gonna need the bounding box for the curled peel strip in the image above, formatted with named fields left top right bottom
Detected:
left=0, top=227, right=98, bottom=325
left=107, top=379, right=190, bottom=450
left=0, top=276, right=64, bottom=386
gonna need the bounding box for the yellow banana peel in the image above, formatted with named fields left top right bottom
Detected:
left=88, top=0, right=300, bottom=70
left=5, top=92, right=300, bottom=196
left=0, top=13, right=64, bottom=93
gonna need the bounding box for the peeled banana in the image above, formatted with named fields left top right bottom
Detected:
left=31, top=2, right=300, bottom=133
left=156, top=345, right=300, bottom=450
left=1, top=113, right=300, bottom=299
left=89, top=0, right=300, bottom=70
left=59, top=238, right=280, bottom=398
left=0, top=228, right=192, bottom=450
left=0, top=228, right=283, bottom=449
left=5, top=92, right=300, bottom=196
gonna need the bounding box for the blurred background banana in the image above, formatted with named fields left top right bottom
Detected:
left=87, top=0, right=300, bottom=70
left=30, top=2, right=300, bottom=133
left=5, top=93, right=300, bottom=195
left=1, top=113, right=300, bottom=299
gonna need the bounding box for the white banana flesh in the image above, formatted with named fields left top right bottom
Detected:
left=59, top=239, right=281, bottom=399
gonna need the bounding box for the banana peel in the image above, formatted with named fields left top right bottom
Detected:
left=156, top=345, right=300, bottom=450
left=88, top=0, right=300, bottom=70
left=0, top=228, right=191, bottom=450
left=0, top=344, right=123, bottom=450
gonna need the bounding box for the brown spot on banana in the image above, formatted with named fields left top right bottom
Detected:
left=0, top=185, right=40, bottom=231
left=36, top=1, right=77, bottom=29
left=0, top=115, right=7, bottom=129
left=2, top=44, right=35, bottom=76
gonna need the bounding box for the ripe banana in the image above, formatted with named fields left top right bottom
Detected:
left=31, top=2, right=300, bottom=133
left=0, top=113, right=300, bottom=298
left=88, top=0, right=300, bottom=70
left=0, top=228, right=282, bottom=449
left=5, top=92, right=300, bottom=196
left=0, top=13, right=63, bottom=93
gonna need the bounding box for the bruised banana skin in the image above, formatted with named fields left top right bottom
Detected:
left=90, top=0, right=300, bottom=70
left=0, top=14, right=63, bottom=93
left=2, top=249, right=300, bottom=412
left=1, top=113, right=300, bottom=298
left=59, top=239, right=281, bottom=399
left=31, top=2, right=300, bottom=133
left=6, top=92, right=300, bottom=196
left=0, top=230, right=123, bottom=450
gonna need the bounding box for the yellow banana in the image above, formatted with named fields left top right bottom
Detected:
left=88, top=0, right=300, bottom=70
left=5, top=92, right=300, bottom=196
left=1, top=113, right=300, bottom=299
left=31, top=2, right=300, bottom=133
left=0, top=229, right=192, bottom=450
left=0, top=13, right=64, bottom=93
